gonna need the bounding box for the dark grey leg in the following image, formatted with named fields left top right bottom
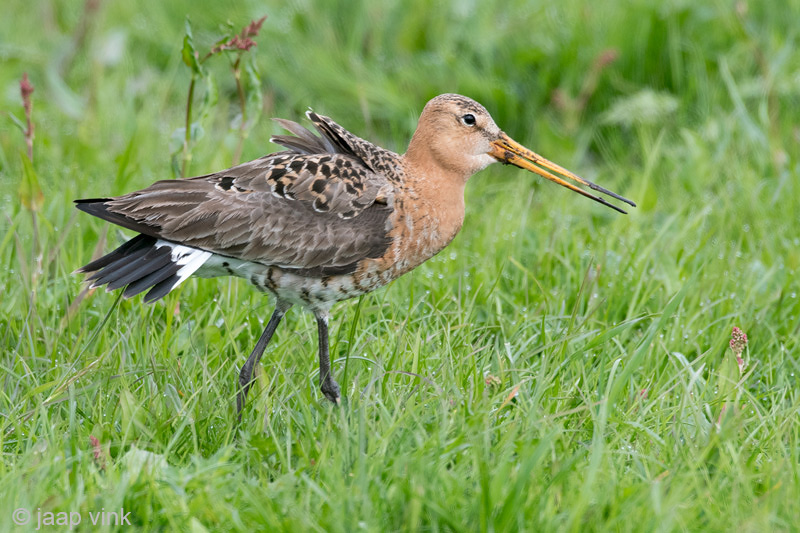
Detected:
left=316, top=313, right=341, bottom=403
left=237, top=301, right=291, bottom=422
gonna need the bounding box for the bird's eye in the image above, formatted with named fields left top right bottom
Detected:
left=461, top=113, right=476, bottom=126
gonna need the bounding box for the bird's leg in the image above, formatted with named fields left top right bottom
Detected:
left=237, top=301, right=291, bottom=422
left=315, top=312, right=341, bottom=403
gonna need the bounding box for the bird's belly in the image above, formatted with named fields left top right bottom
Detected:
left=268, top=268, right=389, bottom=310
left=196, top=254, right=390, bottom=311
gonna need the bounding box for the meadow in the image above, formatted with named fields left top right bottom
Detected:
left=2, top=0, right=799, bottom=530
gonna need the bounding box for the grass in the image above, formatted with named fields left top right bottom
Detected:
left=2, top=0, right=800, bottom=530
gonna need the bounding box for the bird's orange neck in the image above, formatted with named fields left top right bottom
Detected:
left=396, top=153, right=467, bottom=267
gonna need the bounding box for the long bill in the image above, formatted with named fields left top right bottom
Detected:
left=489, top=133, right=636, bottom=214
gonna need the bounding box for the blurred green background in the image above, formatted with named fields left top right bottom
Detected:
left=2, top=0, right=800, bottom=531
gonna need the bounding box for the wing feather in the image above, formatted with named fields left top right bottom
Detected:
left=76, top=125, right=398, bottom=276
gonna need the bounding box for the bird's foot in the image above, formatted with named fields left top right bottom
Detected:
left=321, top=378, right=341, bottom=404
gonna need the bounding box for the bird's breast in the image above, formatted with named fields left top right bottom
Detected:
left=355, top=180, right=466, bottom=285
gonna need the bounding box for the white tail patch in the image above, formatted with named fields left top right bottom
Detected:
left=156, top=240, right=212, bottom=288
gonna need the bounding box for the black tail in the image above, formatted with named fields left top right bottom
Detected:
left=77, top=234, right=183, bottom=303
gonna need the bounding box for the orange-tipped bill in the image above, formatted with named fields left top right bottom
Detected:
left=489, top=133, right=636, bottom=214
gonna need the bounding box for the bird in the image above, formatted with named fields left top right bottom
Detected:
left=75, top=93, right=635, bottom=421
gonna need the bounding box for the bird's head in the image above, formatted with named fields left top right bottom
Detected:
left=407, top=93, right=635, bottom=213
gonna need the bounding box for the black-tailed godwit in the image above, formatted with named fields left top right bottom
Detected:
left=75, top=94, right=635, bottom=420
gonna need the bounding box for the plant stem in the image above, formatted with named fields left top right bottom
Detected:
left=20, top=73, right=40, bottom=279
left=181, top=73, right=197, bottom=178
left=232, top=55, right=247, bottom=166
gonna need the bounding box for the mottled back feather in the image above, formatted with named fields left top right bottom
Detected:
left=273, top=112, right=405, bottom=179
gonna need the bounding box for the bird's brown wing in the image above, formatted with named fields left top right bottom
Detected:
left=76, top=152, right=396, bottom=276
